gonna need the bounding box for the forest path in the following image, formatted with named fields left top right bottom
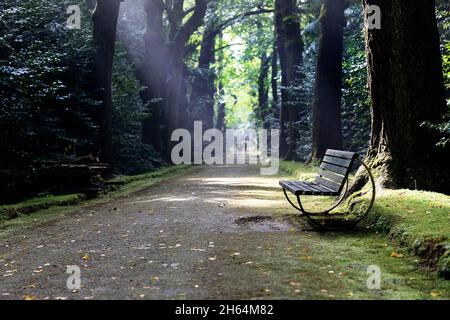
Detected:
left=0, top=165, right=448, bottom=300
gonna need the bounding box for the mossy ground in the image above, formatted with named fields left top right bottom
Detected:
left=0, top=194, right=85, bottom=221
left=279, top=161, right=450, bottom=278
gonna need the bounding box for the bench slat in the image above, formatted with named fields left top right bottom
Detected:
left=302, top=182, right=325, bottom=193
left=318, top=168, right=345, bottom=185
left=325, top=149, right=357, bottom=160
left=322, top=156, right=353, bottom=168
left=315, top=177, right=341, bottom=192
left=294, top=181, right=321, bottom=193
left=319, top=162, right=348, bottom=176
left=296, top=181, right=322, bottom=193
left=279, top=180, right=338, bottom=196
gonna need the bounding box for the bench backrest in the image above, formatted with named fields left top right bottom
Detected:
left=316, top=149, right=358, bottom=193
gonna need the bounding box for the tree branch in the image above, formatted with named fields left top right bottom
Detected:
left=174, top=0, right=207, bottom=48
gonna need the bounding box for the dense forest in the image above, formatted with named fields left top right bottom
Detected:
left=1, top=0, right=450, bottom=302
left=0, top=0, right=449, bottom=203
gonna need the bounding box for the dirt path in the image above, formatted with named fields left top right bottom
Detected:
left=0, top=166, right=448, bottom=300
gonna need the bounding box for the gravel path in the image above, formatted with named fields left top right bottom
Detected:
left=0, top=165, right=448, bottom=300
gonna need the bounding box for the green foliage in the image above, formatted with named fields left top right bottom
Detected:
left=0, top=0, right=160, bottom=202
left=111, top=47, right=160, bottom=174
left=341, top=5, right=371, bottom=154
left=0, top=0, right=97, bottom=167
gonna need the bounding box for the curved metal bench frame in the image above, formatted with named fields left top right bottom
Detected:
left=282, top=158, right=376, bottom=230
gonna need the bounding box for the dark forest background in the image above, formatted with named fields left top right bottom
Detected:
left=0, top=0, right=449, bottom=203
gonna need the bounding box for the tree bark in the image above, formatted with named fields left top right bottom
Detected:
left=92, top=0, right=121, bottom=164
left=271, top=39, right=280, bottom=124
left=190, top=24, right=217, bottom=131
left=257, top=53, right=271, bottom=129
left=165, top=0, right=207, bottom=160
left=140, top=0, right=165, bottom=153
left=216, top=32, right=226, bottom=132
left=363, top=0, right=449, bottom=193
left=310, top=0, right=345, bottom=161
left=275, top=0, right=304, bottom=160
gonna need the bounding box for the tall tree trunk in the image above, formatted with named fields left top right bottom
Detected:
left=310, top=0, right=345, bottom=161
left=191, top=28, right=217, bottom=131
left=271, top=39, right=279, bottom=125
left=363, top=0, right=448, bottom=193
left=275, top=0, right=304, bottom=160
left=165, top=0, right=207, bottom=161
left=255, top=19, right=271, bottom=129
left=257, top=53, right=271, bottom=129
left=92, top=0, right=121, bottom=164
left=275, top=0, right=289, bottom=157
left=216, top=32, right=226, bottom=132
left=140, top=0, right=164, bottom=153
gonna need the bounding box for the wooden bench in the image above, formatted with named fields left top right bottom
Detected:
left=280, top=149, right=357, bottom=196
left=280, top=149, right=375, bottom=230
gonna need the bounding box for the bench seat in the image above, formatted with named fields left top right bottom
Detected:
left=279, top=180, right=339, bottom=196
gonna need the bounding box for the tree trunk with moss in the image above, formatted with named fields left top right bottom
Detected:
left=363, top=0, right=449, bottom=193
left=310, top=0, right=345, bottom=161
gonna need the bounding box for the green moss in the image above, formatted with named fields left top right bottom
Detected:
left=106, top=165, right=191, bottom=184
left=364, top=189, right=450, bottom=278
left=235, top=232, right=450, bottom=299
left=0, top=194, right=85, bottom=221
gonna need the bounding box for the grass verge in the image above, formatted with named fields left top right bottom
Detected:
left=0, top=165, right=193, bottom=223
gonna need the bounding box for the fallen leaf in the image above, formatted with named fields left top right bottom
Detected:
left=82, top=254, right=90, bottom=261
left=230, top=252, right=240, bottom=257
left=23, top=295, right=37, bottom=301
left=390, top=252, right=404, bottom=258
left=430, top=292, right=440, bottom=298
